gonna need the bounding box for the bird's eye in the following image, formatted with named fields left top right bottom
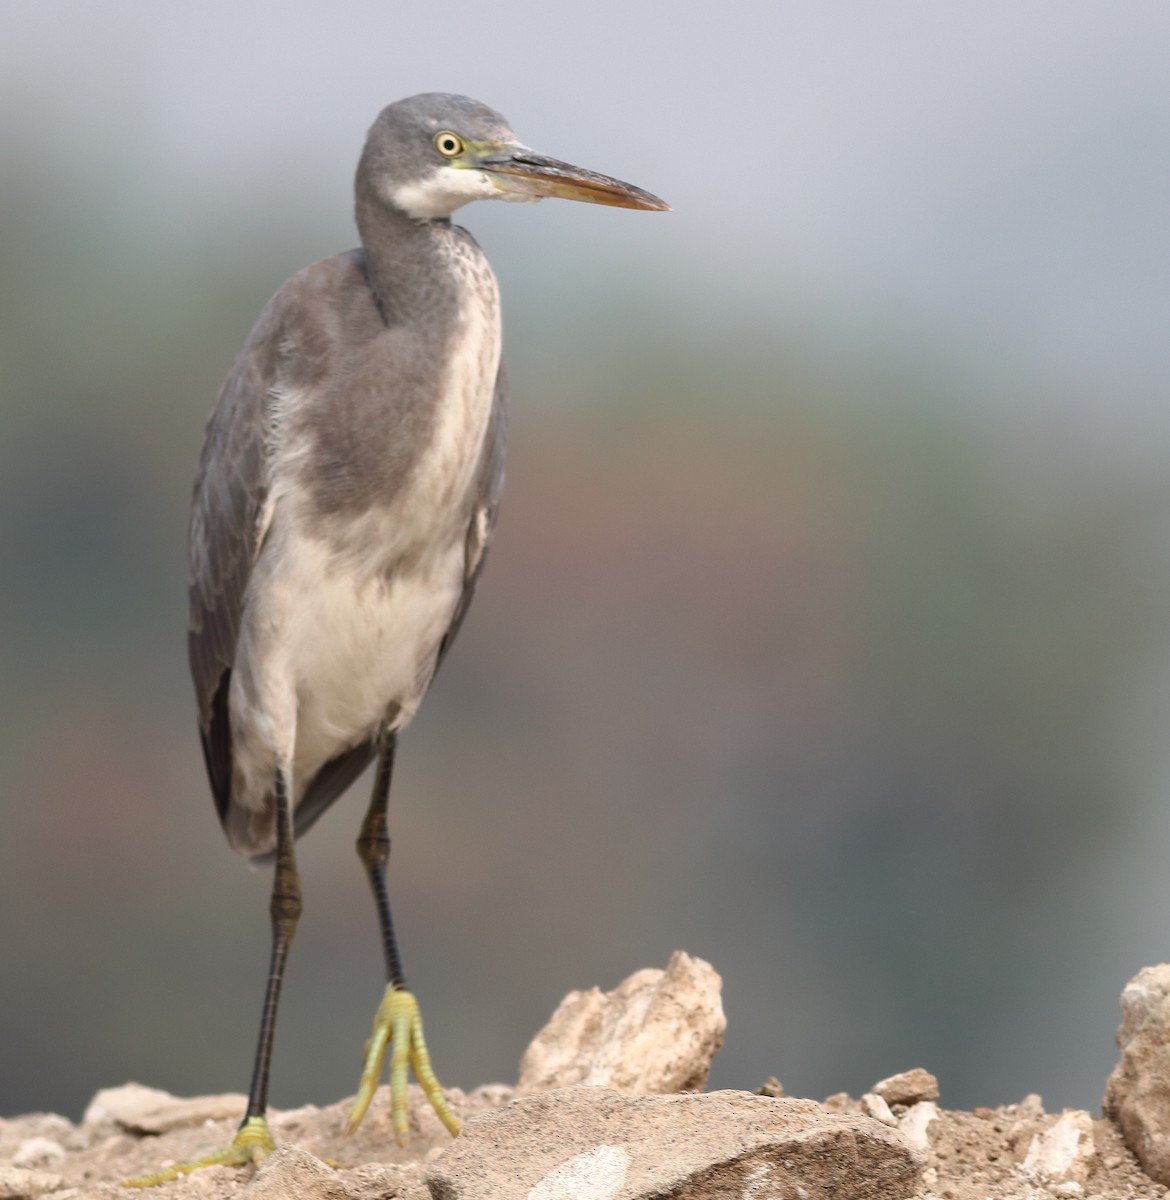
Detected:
left=434, top=132, right=464, bottom=157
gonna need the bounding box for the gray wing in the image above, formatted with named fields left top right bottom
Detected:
left=436, top=361, right=508, bottom=671
left=187, top=312, right=277, bottom=824
left=189, top=304, right=507, bottom=842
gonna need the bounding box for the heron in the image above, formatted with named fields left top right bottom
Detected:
left=125, top=94, right=667, bottom=1186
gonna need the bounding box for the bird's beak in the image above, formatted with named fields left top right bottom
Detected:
left=476, top=147, right=671, bottom=211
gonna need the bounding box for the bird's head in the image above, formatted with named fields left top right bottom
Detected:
left=358, top=93, right=670, bottom=221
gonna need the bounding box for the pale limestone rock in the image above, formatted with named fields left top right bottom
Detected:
left=871, top=1067, right=940, bottom=1107
left=897, top=1100, right=939, bottom=1151
left=426, top=1085, right=921, bottom=1200
left=82, top=1083, right=171, bottom=1127
left=1105, top=963, right=1170, bottom=1185
left=753, top=1076, right=785, bottom=1097
left=527, top=1145, right=632, bottom=1200
left=0, top=1167, right=65, bottom=1199
left=0, top=1120, right=78, bottom=1172
left=10, top=1142, right=64, bottom=1171
left=241, top=1147, right=347, bottom=1200
left=1021, top=1109, right=1097, bottom=1185
left=339, top=1161, right=430, bottom=1200
left=860, top=1092, right=897, bottom=1126
left=517, top=950, right=725, bottom=1094
left=81, top=1083, right=246, bottom=1134
left=0, top=1116, right=73, bottom=1156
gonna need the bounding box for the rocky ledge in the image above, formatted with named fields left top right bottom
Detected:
left=5, top=952, right=1170, bottom=1200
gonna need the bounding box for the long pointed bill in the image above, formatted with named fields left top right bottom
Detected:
left=481, top=150, right=671, bottom=211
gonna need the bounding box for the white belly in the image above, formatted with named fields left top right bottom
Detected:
left=229, top=516, right=469, bottom=808
left=229, top=256, right=501, bottom=810
left=285, top=530, right=465, bottom=772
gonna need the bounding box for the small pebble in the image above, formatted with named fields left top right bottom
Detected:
left=898, top=1101, right=939, bottom=1152
left=13, top=1138, right=66, bottom=1169
left=872, top=1068, right=940, bottom=1107
left=753, top=1076, right=785, bottom=1098
left=0, top=1166, right=67, bottom=1198
left=860, top=1092, right=897, bottom=1127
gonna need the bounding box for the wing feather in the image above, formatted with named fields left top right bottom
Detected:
left=436, top=363, right=508, bottom=671
left=187, top=309, right=278, bottom=822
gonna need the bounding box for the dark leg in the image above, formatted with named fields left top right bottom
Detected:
left=244, top=760, right=303, bottom=1118
left=346, top=729, right=460, bottom=1144
left=124, top=762, right=300, bottom=1187
left=356, top=731, right=406, bottom=989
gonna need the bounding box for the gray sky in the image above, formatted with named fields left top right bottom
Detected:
left=4, top=0, right=1169, bottom=407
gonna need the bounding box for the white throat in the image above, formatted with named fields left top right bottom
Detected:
left=391, top=166, right=497, bottom=219
left=390, top=165, right=537, bottom=219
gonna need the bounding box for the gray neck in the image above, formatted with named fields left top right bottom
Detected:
left=354, top=176, right=465, bottom=327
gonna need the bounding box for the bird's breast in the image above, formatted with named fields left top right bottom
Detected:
left=397, top=245, right=502, bottom=555
left=231, top=239, right=503, bottom=793
left=291, top=238, right=501, bottom=577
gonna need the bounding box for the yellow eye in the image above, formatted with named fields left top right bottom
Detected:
left=434, top=131, right=464, bottom=157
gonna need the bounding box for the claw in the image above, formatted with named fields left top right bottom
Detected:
left=345, top=984, right=460, bottom=1145
left=123, top=1114, right=275, bottom=1188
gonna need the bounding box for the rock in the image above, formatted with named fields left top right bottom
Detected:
left=896, top=1101, right=938, bottom=1152
left=871, top=1068, right=940, bottom=1107
left=339, top=1161, right=430, bottom=1200
left=0, top=1117, right=77, bottom=1165
left=82, top=1083, right=246, bottom=1135
left=1020, top=1110, right=1096, bottom=1184
left=517, top=951, right=725, bottom=1094
left=426, top=1085, right=921, bottom=1200
left=241, top=1147, right=347, bottom=1200
left=0, top=1167, right=65, bottom=1199
left=753, top=1076, right=785, bottom=1097
left=1104, top=963, right=1170, bottom=1184
left=859, top=1092, right=897, bottom=1127
left=10, top=1143, right=64, bottom=1172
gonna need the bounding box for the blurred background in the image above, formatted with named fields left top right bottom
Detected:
left=3, top=0, right=1170, bottom=1124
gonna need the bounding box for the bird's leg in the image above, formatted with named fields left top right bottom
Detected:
left=242, top=758, right=303, bottom=1130
left=124, top=761, right=301, bottom=1187
left=346, top=730, right=460, bottom=1145
left=359, top=732, right=407, bottom=988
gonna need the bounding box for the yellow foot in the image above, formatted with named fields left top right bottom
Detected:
left=345, top=984, right=460, bottom=1146
left=122, top=1114, right=275, bottom=1188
